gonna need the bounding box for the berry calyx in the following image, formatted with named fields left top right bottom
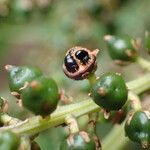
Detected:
left=21, top=76, right=59, bottom=116
left=125, top=110, right=150, bottom=148
left=91, top=72, right=128, bottom=111
left=60, top=131, right=96, bottom=150
left=104, top=35, right=138, bottom=65
left=5, top=65, right=43, bottom=95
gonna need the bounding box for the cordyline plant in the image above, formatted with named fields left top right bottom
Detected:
left=0, top=34, right=150, bottom=150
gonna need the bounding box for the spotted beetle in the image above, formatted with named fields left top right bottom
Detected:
left=63, top=46, right=99, bottom=80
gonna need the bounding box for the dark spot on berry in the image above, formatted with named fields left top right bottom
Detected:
left=42, top=102, right=51, bottom=112
left=75, top=50, right=90, bottom=64
left=64, top=54, right=79, bottom=73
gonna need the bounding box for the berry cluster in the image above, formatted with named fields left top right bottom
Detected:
left=5, top=65, right=59, bottom=116
left=62, top=46, right=128, bottom=150
left=62, top=33, right=150, bottom=148
left=0, top=33, right=149, bottom=149
left=63, top=46, right=128, bottom=112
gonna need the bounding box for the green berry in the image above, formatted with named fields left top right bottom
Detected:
left=104, top=35, right=137, bottom=65
left=5, top=65, right=43, bottom=94
left=0, top=130, right=20, bottom=150
left=91, top=72, right=128, bottom=111
left=60, top=132, right=96, bottom=150
left=21, top=76, right=59, bottom=116
left=125, top=111, right=150, bottom=148
left=145, top=32, right=150, bottom=54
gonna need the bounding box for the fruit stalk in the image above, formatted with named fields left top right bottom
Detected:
left=136, top=57, right=150, bottom=71
left=0, top=73, right=150, bottom=138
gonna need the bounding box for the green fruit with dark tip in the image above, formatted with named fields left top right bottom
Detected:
left=145, top=32, right=150, bottom=54
left=91, top=72, right=128, bottom=111
left=125, top=111, right=150, bottom=148
left=0, top=130, right=20, bottom=150
left=60, top=132, right=96, bottom=150
left=21, top=76, right=59, bottom=116
left=6, top=65, right=43, bottom=94
left=104, top=35, right=137, bottom=65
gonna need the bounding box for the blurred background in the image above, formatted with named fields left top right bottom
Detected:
left=0, top=0, right=150, bottom=149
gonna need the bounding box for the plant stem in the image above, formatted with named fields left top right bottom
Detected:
left=87, top=73, right=97, bottom=86
left=126, top=73, right=150, bottom=94
left=102, top=92, right=145, bottom=150
left=128, top=91, right=142, bottom=111
left=136, top=57, right=150, bottom=71
left=19, top=136, right=31, bottom=150
left=0, top=73, right=150, bottom=138
left=0, top=113, right=20, bottom=125
left=0, top=99, right=100, bottom=135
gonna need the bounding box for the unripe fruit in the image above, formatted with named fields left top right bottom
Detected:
left=21, top=76, right=59, bottom=116
left=91, top=72, right=128, bottom=111
left=0, top=130, right=20, bottom=150
left=60, top=131, right=96, bottom=150
left=104, top=35, right=137, bottom=65
left=125, top=111, right=150, bottom=148
left=5, top=65, right=43, bottom=94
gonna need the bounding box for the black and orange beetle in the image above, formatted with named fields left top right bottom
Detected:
left=63, top=46, right=99, bottom=80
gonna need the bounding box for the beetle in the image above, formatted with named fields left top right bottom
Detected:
left=63, top=46, right=99, bottom=80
